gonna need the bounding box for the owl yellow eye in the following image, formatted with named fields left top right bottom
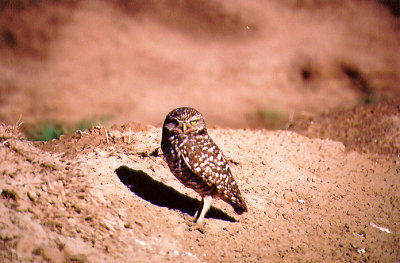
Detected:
left=190, top=120, right=198, bottom=125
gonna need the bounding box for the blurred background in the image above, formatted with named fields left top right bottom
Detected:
left=0, top=0, right=399, bottom=140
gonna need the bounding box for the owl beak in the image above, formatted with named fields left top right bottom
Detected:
left=179, top=121, right=188, bottom=133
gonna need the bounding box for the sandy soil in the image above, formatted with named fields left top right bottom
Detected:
left=1, top=100, right=399, bottom=262
left=0, top=0, right=400, bottom=262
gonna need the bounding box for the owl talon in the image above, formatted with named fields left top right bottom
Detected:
left=182, top=213, right=193, bottom=222
left=188, top=221, right=206, bottom=234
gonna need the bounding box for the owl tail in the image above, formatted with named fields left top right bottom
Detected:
left=223, top=190, right=247, bottom=215
left=219, top=184, right=248, bottom=215
left=232, top=196, right=248, bottom=215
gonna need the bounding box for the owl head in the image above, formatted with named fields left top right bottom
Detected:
left=162, top=107, right=207, bottom=136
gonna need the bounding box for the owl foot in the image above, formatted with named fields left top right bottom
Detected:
left=188, top=221, right=206, bottom=234
left=182, top=213, right=193, bottom=222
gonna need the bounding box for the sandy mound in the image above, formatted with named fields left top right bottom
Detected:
left=290, top=99, right=400, bottom=156
left=1, top=101, right=399, bottom=262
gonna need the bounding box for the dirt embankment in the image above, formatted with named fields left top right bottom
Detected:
left=0, top=0, right=399, bottom=129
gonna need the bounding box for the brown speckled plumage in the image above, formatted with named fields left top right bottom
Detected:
left=161, top=107, right=247, bottom=223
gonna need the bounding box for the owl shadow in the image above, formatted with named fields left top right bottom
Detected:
left=115, top=166, right=237, bottom=222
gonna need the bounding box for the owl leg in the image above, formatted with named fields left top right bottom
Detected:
left=194, top=196, right=212, bottom=224
left=193, top=198, right=204, bottom=221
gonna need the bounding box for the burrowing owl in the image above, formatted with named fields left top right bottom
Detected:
left=161, top=107, right=247, bottom=224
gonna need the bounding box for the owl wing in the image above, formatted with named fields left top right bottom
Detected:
left=181, top=137, right=233, bottom=192
left=180, top=137, right=248, bottom=214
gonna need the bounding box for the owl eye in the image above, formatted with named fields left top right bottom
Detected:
left=190, top=120, right=198, bottom=125
left=169, top=118, right=179, bottom=126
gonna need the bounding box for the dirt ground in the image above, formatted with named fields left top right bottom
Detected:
left=1, top=101, right=399, bottom=262
left=0, top=0, right=400, bottom=262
